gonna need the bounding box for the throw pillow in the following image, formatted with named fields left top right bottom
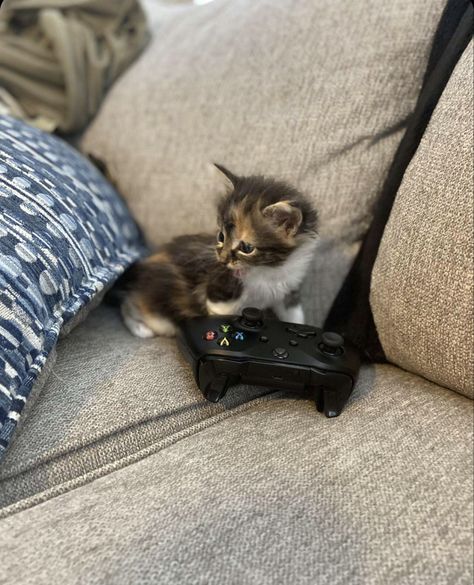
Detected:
left=0, top=115, right=146, bottom=457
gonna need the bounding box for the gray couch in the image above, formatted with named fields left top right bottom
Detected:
left=1, top=1, right=472, bottom=584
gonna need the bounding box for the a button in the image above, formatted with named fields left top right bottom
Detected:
left=219, top=324, right=233, bottom=334
left=259, top=335, right=269, bottom=343
left=289, top=339, right=298, bottom=346
left=203, top=330, right=218, bottom=341
left=217, top=337, right=231, bottom=347
left=272, top=347, right=289, bottom=359
left=233, top=331, right=245, bottom=341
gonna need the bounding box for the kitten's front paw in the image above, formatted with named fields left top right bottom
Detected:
left=206, top=299, right=240, bottom=316
left=274, top=303, right=305, bottom=324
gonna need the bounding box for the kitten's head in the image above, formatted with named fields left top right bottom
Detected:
left=214, top=164, right=318, bottom=276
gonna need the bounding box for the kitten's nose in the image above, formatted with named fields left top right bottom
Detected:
left=219, top=252, right=231, bottom=265
left=220, top=249, right=235, bottom=264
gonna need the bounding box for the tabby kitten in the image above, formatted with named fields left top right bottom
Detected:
left=120, top=165, right=318, bottom=337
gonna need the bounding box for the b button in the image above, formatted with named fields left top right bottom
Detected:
left=203, top=330, right=218, bottom=341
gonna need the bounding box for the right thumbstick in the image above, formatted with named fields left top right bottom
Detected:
left=320, top=332, right=344, bottom=355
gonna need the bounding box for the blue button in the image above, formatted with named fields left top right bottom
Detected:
left=233, top=331, right=245, bottom=341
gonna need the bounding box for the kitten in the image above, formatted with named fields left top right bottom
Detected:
left=119, top=165, right=318, bottom=338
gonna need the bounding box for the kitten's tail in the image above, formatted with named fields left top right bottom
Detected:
left=104, top=263, right=140, bottom=307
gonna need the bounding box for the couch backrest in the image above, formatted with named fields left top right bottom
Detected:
left=82, top=0, right=447, bottom=326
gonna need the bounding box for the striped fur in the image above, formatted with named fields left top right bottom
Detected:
left=120, top=166, right=318, bottom=337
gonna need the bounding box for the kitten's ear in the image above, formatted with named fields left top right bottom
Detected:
left=262, top=201, right=303, bottom=237
left=212, top=163, right=239, bottom=190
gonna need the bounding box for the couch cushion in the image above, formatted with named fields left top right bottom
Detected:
left=324, top=1, right=473, bottom=357
left=81, top=0, right=446, bottom=326
left=370, top=41, right=474, bottom=398
left=0, top=303, right=276, bottom=509
left=0, top=363, right=472, bottom=584
left=0, top=116, right=145, bottom=459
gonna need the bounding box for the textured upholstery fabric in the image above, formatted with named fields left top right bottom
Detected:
left=0, top=363, right=472, bottom=584
left=370, top=41, right=474, bottom=398
left=81, top=0, right=446, bottom=326
left=324, top=1, right=474, bottom=358
left=0, top=304, right=276, bottom=509
left=0, top=116, right=145, bottom=458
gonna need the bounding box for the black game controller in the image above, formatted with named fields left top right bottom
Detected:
left=178, top=307, right=360, bottom=417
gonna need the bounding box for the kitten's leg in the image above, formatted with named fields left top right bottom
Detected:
left=121, top=296, right=176, bottom=338
left=274, top=302, right=305, bottom=324
left=141, top=312, right=177, bottom=337
left=274, top=289, right=305, bottom=323
left=121, top=297, right=155, bottom=338
left=205, top=266, right=243, bottom=316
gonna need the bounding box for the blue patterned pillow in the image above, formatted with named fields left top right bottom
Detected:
left=0, top=116, right=146, bottom=458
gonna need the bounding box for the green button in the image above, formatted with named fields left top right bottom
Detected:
left=220, top=324, right=233, bottom=334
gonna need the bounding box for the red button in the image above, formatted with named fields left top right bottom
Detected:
left=203, top=330, right=218, bottom=341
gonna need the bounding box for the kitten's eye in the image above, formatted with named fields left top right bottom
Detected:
left=238, top=241, right=255, bottom=254
left=217, top=231, right=225, bottom=244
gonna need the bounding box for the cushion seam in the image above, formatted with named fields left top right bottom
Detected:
left=0, top=390, right=283, bottom=519
left=0, top=387, right=268, bottom=479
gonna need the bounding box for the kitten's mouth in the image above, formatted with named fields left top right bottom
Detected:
left=229, top=265, right=246, bottom=279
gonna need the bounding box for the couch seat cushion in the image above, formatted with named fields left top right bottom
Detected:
left=0, top=303, right=276, bottom=509
left=0, top=361, right=472, bottom=584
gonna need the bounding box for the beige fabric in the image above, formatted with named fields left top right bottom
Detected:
left=371, top=42, right=474, bottom=399
left=81, top=0, right=446, bottom=326
left=0, top=0, right=150, bottom=132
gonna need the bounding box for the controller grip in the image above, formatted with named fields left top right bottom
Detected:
left=199, top=360, right=240, bottom=402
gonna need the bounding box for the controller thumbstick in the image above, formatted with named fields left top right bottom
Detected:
left=240, top=307, right=263, bottom=327
left=320, top=332, right=344, bottom=355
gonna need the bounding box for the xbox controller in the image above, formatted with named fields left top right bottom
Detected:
left=177, top=307, right=360, bottom=417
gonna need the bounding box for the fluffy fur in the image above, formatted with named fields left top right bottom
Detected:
left=119, top=165, right=318, bottom=337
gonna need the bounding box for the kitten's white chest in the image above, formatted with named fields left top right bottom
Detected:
left=240, top=240, right=317, bottom=310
